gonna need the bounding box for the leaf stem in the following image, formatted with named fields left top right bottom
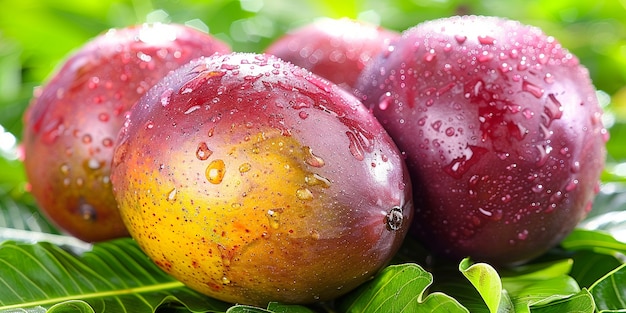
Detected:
left=0, top=281, right=186, bottom=310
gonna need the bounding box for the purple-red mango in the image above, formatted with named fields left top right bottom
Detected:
left=356, top=15, right=607, bottom=266
left=110, top=53, right=413, bottom=305
left=22, top=23, right=230, bottom=242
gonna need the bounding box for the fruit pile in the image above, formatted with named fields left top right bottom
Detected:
left=21, top=15, right=607, bottom=306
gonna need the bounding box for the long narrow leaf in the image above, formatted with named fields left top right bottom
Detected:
left=0, top=239, right=230, bottom=313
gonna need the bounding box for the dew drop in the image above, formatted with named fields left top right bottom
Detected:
left=535, top=144, right=552, bottom=166
left=82, top=134, right=92, bottom=144
left=102, top=137, right=114, bottom=148
left=221, top=276, right=231, bottom=285
left=167, top=188, right=177, bottom=203
left=238, top=162, right=251, bottom=173
left=98, top=113, right=110, bottom=122
left=42, top=117, right=64, bottom=144
left=501, top=194, right=512, bottom=203
left=550, top=190, right=563, bottom=204
left=478, top=207, right=492, bottom=217
left=296, top=188, right=313, bottom=200
left=88, top=77, right=99, bottom=89
left=303, top=146, right=325, bottom=167
left=112, top=139, right=129, bottom=167
left=517, top=229, right=529, bottom=240
left=444, top=145, right=488, bottom=179
left=478, top=35, right=495, bottom=45
left=59, top=163, right=70, bottom=176
left=571, top=161, right=580, bottom=173
left=468, top=174, right=480, bottom=186
left=544, top=73, right=554, bottom=84
left=454, top=35, right=467, bottom=44
left=84, top=158, right=102, bottom=171
left=522, top=108, right=534, bottom=119
left=478, top=51, right=493, bottom=62
left=160, top=89, right=173, bottom=107
left=544, top=94, right=563, bottom=120
left=565, top=179, right=579, bottom=191
left=196, top=142, right=213, bottom=161
left=522, top=81, right=544, bottom=98
left=184, top=105, right=201, bottom=115
left=305, top=173, right=331, bottom=188
left=378, top=91, right=393, bottom=111
left=346, top=132, right=365, bottom=161
left=266, top=209, right=280, bottom=229
left=206, top=159, right=226, bottom=184
left=298, top=111, right=309, bottom=119
left=532, top=184, right=544, bottom=193
left=423, top=49, right=436, bottom=62
left=445, top=127, right=455, bottom=137
left=431, top=120, right=442, bottom=131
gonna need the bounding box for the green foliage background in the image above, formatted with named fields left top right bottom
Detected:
left=1, top=0, right=626, bottom=312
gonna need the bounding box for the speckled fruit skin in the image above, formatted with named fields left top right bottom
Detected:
left=22, top=23, right=230, bottom=242
left=110, top=52, right=413, bottom=305
left=355, top=15, right=607, bottom=266
left=265, top=17, right=399, bottom=91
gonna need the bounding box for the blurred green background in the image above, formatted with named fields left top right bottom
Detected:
left=0, top=0, right=625, bottom=232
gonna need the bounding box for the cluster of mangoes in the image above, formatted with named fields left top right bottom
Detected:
left=22, top=16, right=606, bottom=306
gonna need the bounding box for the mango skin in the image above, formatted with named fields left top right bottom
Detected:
left=265, top=17, right=399, bottom=91
left=355, top=15, right=607, bottom=266
left=110, top=53, right=413, bottom=305
left=22, top=23, right=230, bottom=242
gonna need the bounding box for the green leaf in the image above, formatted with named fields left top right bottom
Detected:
left=561, top=228, right=626, bottom=255
left=0, top=239, right=231, bottom=313
left=266, top=302, right=318, bottom=313
left=0, top=189, right=60, bottom=235
left=458, top=258, right=502, bottom=313
left=500, top=259, right=583, bottom=313
left=569, top=250, right=623, bottom=289
left=589, top=263, right=626, bottom=312
left=337, top=263, right=469, bottom=313
left=223, top=302, right=318, bottom=313
left=226, top=305, right=271, bottom=313
left=529, top=289, right=595, bottom=313
left=47, top=300, right=95, bottom=313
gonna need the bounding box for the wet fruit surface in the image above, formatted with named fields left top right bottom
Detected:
left=22, top=23, right=231, bottom=242
left=265, top=17, right=399, bottom=91
left=110, top=53, right=412, bottom=305
left=356, top=15, right=607, bottom=266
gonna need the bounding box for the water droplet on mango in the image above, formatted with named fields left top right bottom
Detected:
left=238, top=162, right=251, bottom=173
left=167, top=188, right=177, bottom=203
left=196, top=142, right=213, bottom=160
left=522, top=81, right=544, bottom=98
left=296, top=188, right=314, bottom=200
left=266, top=209, right=281, bottom=229
left=206, top=159, right=226, bottom=184
left=303, top=146, right=325, bottom=167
